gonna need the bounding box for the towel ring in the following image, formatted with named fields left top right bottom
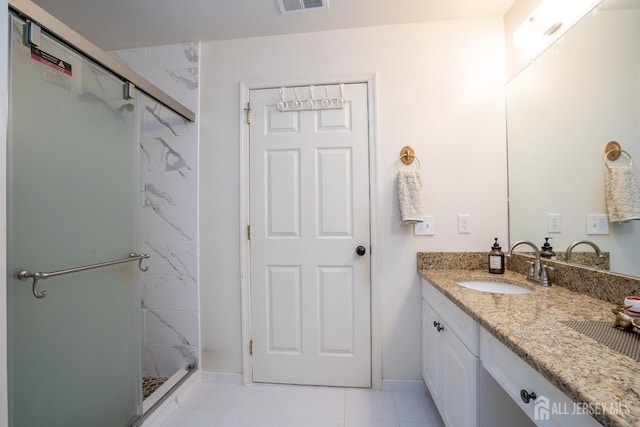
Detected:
left=603, top=149, right=632, bottom=170
left=605, top=141, right=622, bottom=161
left=395, top=147, right=421, bottom=172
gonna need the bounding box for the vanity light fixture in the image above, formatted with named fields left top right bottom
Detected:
left=514, top=0, right=601, bottom=57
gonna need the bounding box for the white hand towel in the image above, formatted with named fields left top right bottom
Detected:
left=397, top=170, right=426, bottom=224
left=605, top=166, right=640, bottom=222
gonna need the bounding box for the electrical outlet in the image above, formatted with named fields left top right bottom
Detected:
left=587, top=214, right=609, bottom=235
left=415, top=216, right=435, bottom=236
left=547, top=213, right=561, bottom=233
left=458, top=214, right=471, bottom=234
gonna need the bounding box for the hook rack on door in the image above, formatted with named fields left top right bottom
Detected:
left=277, top=84, right=347, bottom=112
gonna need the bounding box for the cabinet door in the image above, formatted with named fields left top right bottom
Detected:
left=440, top=327, right=478, bottom=427
left=422, top=299, right=440, bottom=402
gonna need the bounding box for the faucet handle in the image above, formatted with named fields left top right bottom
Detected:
left=540, top=265, right=554, bottom=287
left=527, top=261, right=535, bottom=278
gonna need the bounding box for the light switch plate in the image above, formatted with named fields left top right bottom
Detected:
left=587, top=214, right=609, bottom=235
left=415, top=216, right=435, bottom=236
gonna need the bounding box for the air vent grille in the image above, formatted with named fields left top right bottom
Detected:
left=276, top=0, right=328, bottom=15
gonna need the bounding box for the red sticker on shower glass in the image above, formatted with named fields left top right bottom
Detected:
left=30, top=46, right=72, bottom=76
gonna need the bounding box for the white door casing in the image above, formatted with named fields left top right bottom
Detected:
left=248, top=83, right=371, bottom=387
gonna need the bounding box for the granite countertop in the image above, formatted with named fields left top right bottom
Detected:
left=420, top=268, right=640, bottom=427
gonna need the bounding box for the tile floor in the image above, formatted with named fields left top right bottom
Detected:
left=158, top=382, right=445, bottom=427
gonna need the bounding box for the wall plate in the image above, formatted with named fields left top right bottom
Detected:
left=587, top=214, right=609, bottom=235
left=458, top=214, right=471, bottom=234
left=415, top=216, right=434, bottom=236
left=547, top=213, right=561, bottom=233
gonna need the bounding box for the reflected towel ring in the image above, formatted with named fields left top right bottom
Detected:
left=604, top=149, right=633, bottom=170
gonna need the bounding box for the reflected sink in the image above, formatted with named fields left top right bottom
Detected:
left=456, top=280, right=532, bottom=295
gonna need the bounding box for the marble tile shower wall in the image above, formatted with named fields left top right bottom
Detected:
left=111, top=43, right=199, bottom=378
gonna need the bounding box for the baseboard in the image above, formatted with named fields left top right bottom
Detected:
left=382, top=379, right=428, bottom=394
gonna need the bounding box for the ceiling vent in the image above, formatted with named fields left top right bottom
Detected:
left=276, top=0, right=329, bottom=15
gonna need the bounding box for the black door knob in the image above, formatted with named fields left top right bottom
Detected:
left=356, top=246, right=366, bottom=256
left=520, top=389, right=537, bottom=404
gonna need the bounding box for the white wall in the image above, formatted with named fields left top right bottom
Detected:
left=199, top=18, right=508, bottom=380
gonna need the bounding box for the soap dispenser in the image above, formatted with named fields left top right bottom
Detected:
left=540, top=237, right=556, bottom=260
left=488, top=238, right=505, bottom=274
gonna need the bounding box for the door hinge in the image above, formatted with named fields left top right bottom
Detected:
left=249, top=339, right=253, bottom=355
left=247, top=225, right=251, bottom=240
left=244, top=102, right=252, bottom=125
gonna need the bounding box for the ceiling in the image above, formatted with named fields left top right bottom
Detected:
left=30, top=0, right=516, bottom=51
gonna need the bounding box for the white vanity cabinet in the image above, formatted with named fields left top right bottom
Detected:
left=421, top=279, right=480, bottom=427
left=480, top=328, right=602, bottom=427
left=422, top=279, right=537, bottom=427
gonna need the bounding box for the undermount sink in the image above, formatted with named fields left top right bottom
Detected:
left=456, top=280, right=532, bottom=295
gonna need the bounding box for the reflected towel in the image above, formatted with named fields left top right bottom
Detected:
left=605, top=166, right=640, bottom=222
left=397, top=170, right=426, bottom=224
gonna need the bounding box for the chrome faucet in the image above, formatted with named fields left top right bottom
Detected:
left=508, top=240, right=552, bottom=286
left=565, top=240, right=604, bottom=263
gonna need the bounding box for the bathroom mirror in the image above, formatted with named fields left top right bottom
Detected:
left=507, top=0, right=640, bottom=277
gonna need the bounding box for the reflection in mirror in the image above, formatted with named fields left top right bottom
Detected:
left=507, top=0, right=640, bottom=277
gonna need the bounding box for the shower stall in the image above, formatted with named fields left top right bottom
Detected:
left=5, top=1, right=196, bottom=425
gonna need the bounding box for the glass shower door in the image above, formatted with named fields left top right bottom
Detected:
left=7, top=15, right=141, bottom=426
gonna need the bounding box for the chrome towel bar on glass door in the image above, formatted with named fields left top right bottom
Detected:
left=18, top=252, right=150, bottom=299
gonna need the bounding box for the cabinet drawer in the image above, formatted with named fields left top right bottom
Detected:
left=480, top=328, right=602, bottom=427
left=422, top=279, right=479, bottom=356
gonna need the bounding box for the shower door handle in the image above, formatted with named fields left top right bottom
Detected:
left=18, top=252, right=150, bottom=299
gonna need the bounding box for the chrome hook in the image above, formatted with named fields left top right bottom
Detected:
left=32, top=273, right=47, bottom=298
left=131, top=252, right=150, bottom=272
left=18, top=270, right=47, bottom=299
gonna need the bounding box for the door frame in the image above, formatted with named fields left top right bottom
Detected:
left=0, top=5, right=9, bottom=425
left=238, top=74, right=380, bottom=389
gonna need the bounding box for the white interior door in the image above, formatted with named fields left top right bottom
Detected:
left=249, top=83, right=371, bottom=387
